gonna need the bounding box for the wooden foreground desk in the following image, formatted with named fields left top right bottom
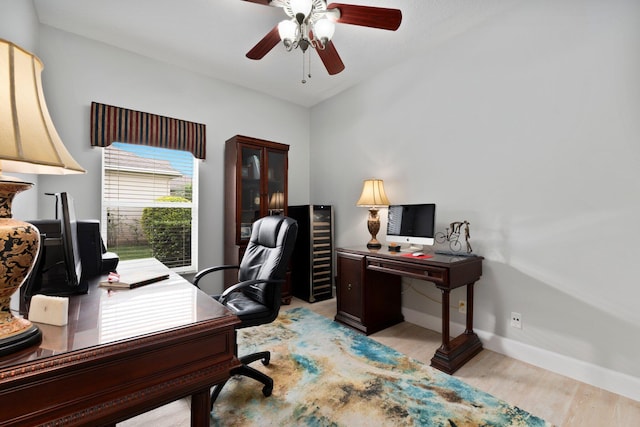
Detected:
left=2, top=258, right=240, bottom=427
left=335, top=247, right=483, bottom=374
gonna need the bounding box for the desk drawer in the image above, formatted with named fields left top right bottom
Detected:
left=336, top=253, right=363, bottom=321
left=366, top=257, right=448, bottom=285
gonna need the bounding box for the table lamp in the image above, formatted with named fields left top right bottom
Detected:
left=0, top=39, right=85, bottom=356
left=356, top=179, right=390, bottom=249
left=269, top=191, right=285, bottom=215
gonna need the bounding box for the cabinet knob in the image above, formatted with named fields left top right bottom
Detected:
left=347, top=283, right=352, bottom=291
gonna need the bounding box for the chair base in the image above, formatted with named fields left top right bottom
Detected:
left=210, top=350, right=273, bottom=408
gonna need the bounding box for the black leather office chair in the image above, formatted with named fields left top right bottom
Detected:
left=193, top=215, right=298, bottom=407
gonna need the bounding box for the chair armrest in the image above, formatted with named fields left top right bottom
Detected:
left=193, top=264, right=239, bottom=289
left=219, top=278, right=284, bottom=305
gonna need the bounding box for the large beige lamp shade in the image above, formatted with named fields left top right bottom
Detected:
left=0, top=40, right=85, bottom=175
left=356, top=179, right=390, bottom=249
left=0, top=39, right=85, bottom=356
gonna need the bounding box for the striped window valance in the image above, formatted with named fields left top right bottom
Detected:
left=90, top=102, right=206, bottom=159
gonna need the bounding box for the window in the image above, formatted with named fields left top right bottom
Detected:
left=102, top=142, right=198, bottom=273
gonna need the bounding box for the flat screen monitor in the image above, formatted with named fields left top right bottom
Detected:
left=57, top=192, right=83, bottom=289
left=386, top=203, right=436, bottom=249
left=21, top=193, right=88, bottom=299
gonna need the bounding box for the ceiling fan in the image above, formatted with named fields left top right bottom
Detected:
left=243, top=0, right=402, bottom=79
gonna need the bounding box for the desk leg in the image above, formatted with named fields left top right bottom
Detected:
left=431, top=282, right=483, bottom=375
left=191, top=388, right=211, bottom=427
left=439, top=288, right=451, bottom=352
left=465, top=282, right=475, bottom=334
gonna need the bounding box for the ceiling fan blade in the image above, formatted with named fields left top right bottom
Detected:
left=327, top=3, right=402, bottom=31
left=242, top=0, right=272, bottom=5
left=316, top=41, right=345, bottom=75
left=241, top=0, right=287, bottom=6
left=246, top=25, right=281, bottom=60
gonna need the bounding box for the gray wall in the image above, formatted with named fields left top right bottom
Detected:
left=310, top=0, right=640, bottom=399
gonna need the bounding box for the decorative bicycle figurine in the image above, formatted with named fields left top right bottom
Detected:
left=435, top=220, right=472, bottom=253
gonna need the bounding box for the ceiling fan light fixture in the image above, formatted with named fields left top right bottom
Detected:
left=278, top=19, right=297, bottom=48
left=313, top=18, right=335, bottom=45
left=245, top=0, right=401, bottom=81
left=290, top=0, right=313, bottom=20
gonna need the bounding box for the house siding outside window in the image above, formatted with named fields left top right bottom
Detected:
left=102, top=142, right=198, bottom=273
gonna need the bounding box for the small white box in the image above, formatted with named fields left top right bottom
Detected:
left=28, top=294, right=69, bottom=326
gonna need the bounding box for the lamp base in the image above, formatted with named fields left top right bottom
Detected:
left=366, top=241, right=382, bottom=249
left=365, top=208, right=382, bottom=250
left=0, top=324, right=41, bottom=357
left=0, top=179, right=42, bottom=357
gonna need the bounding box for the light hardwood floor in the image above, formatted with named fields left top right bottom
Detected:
left=122, top=297, right=640, bottom=426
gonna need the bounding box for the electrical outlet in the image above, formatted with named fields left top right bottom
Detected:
left=458, top=300, right=467, bottom=314
left=510, top=312, right=522, bottom=329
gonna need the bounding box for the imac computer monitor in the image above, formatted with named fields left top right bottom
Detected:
left=386, top=203, right=436, bottom=249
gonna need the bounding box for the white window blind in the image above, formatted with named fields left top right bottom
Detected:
left=102, top=142, right=198, bottom=272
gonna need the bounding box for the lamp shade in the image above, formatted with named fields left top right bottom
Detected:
left=356, top=179, right=390, bottom=207
left=0, top=39, right=85, bottom=175
left=269, top=191, right=285, bottom=209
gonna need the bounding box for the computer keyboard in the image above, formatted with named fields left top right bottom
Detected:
left=435, top=250, right=478, bottom=257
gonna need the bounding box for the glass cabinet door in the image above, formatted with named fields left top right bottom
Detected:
left=239, top=145, right=262, bottom=242
left=266, top=150, right=286, bottom=216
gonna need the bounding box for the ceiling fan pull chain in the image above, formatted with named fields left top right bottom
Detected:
left=301, top=50, right=307, bottom=84
left=308, top=48, right=312, bottom=81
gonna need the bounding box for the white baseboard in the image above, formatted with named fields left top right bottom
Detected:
left=402, top=307, right=640, bottom=402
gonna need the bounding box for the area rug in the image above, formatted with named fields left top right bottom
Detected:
left=210, top=307, right=552, bottom=427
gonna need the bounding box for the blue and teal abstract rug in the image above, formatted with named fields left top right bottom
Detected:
left=211, top=307, right=552, bottom=427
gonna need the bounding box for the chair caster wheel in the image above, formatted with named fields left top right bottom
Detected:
left=262, top=385, right=273, bottom=397
left=261, top=355, right=270, bottom=366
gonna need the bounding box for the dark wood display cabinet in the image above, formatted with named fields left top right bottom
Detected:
left=224, top=135, right=291, bottom=302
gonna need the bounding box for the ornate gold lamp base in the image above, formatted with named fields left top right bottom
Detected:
left=366, top=207, right=382, bottom=249
left=0, top=180, right=42, bottom=356
left=0, top=316, right=41, bottom=357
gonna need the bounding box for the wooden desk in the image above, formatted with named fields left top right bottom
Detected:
left=2, top=258, right=240, bottom=427
left=335, top=247, right=483, bottom=374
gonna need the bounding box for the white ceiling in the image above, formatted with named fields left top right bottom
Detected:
left=33, top=0, right=519, bottom=107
